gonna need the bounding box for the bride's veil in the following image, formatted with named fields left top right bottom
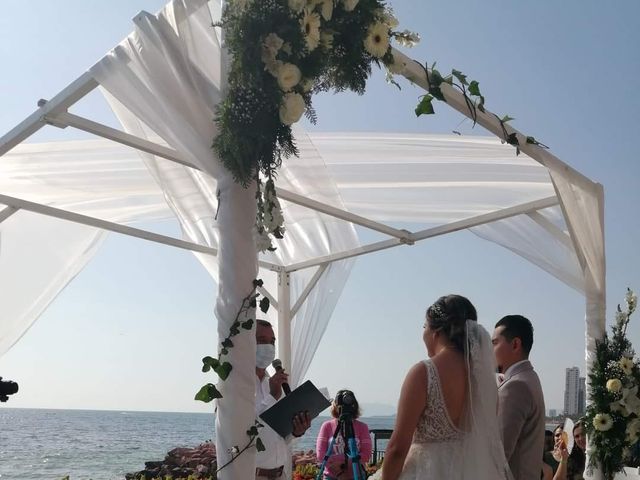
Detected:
left=462, top=320, right=514, bottom=480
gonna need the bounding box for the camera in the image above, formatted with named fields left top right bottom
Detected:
left=335, top=390, right=357, bottom=417
left=0, top=377, right=19, bottom=402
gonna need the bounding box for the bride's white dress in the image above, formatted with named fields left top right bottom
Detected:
left=398, top=359, right=465, bottom=479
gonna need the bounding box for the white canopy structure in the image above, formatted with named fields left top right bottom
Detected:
left=0, top=0, right=605, bottom=478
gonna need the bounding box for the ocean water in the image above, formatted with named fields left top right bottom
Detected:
left=0, top=408, right=395, bottom=480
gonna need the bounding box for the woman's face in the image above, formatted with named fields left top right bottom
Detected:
left=574, top=425, right=586, bottom=451
left=553, top=427, right=563, bottom=445
left=423, top=317, right=437, bottom=357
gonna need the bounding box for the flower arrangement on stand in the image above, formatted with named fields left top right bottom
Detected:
left=213, top=0, right=418, bottom=251
left=293, top=462, right=320, bottom=480
left=585, top=288, right=639, bottom=480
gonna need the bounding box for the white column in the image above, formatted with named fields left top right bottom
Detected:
left=214, top=176, right=258, bottom=480
left=277, top=270, right=292, bottom=375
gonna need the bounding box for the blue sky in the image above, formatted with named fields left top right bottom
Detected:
left=1, top=0, right=639, bottom=415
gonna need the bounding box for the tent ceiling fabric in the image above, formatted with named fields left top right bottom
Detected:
left=1, top=131, right=590, bottom=358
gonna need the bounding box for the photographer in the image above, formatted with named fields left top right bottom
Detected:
left=0, top=377, right=19, bottom=402
left=316, top=389, right=372, bottom=480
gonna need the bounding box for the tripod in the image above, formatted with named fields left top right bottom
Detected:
left=316, top=412, right=366, bottom=480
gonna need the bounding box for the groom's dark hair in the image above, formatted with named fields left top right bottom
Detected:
left=495, top=315, right=534, bottom=356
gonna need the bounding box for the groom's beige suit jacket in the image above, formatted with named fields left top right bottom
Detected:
left=497, top=360, right=546, bottom=480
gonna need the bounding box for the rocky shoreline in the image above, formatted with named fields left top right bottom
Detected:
left=125, top=443, right=317, bottom=480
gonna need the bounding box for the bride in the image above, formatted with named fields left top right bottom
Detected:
left=377, top=294, right=512, bottom=480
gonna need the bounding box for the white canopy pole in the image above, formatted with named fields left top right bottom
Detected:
left=277, top=271, right=292, bottom=373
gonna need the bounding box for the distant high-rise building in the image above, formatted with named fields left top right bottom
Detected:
left=549, top=409, right=558, bottom=417
left=578, top=377, right=586, bottom=415
left=564, top=367, right=581, bottom=416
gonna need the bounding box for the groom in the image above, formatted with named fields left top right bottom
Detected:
left=492, top=315, right=545, bottom=480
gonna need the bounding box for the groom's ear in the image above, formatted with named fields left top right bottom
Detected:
left=511, top=337, right=523, bottom=353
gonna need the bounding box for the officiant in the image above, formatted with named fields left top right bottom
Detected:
left=255, top=319, right=311, bottom=480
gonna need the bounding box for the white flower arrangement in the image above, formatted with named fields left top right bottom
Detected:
left=585, top=288, right=640, bottom=478
left=213, top=0, right=419, bottom=251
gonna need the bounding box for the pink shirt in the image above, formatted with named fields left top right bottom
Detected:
left=316, top=418, right=372, bottom=479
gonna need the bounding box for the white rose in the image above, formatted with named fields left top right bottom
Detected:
left=320, top=0, right=333, bottom=20
left=342, top=0, right=359, bottom=12
left=279, top=93, right=306, bottom=125
left=288, top=0, right=305, bottom=13
left=263, top=33, right=284, bottom=54
left=607, top=378, right=623, bottom=393
left=277, top=63, right=302, bottom=91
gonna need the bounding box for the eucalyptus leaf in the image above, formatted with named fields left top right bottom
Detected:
left=501, top=115, right=515, bottom=123
left=256, top=437, right=266, bottom=452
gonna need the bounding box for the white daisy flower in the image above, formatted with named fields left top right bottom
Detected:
left=606, top=378, right=623, bottom=393
left=301, top=10, right=321, bottom=51
left=593, top=413, right=614, bottom=432
left=364, top=23, right=390, bottom=58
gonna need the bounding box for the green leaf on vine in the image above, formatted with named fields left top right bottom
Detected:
left=215, top=361, right=233, bottom=380
left=255, top=437, right=266, bottom=452
left=220, top=348, right=229, bottom=355
left=501, top=115, right=515, bottom=123
left=241, top=319, right=254, bottom=330
left=230, top=324, right=240, bottom=336
left=253, top=279, right=264, bottom=288
left=259, top=297, right=270, bottom=314
left=507, top=133, right=519, bottom=146
left=247, top=426, right=259, bottom=436
left=250, top=298, right=257, bottom=308
left=469, top=80, right=481, bottom=96
left=452, top=69, right=468, bottom=86
left=202, top=356, right=220, bottom=373
left=195, top=383, right=222, bottom=402
left=415, top=95, right=435, bottom=116
left=222, top=338, right=234, bottom=348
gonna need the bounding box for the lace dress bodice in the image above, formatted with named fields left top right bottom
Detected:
left=412, top=359, right=464, bottom=443
left=396, top=359, right=466, bottom=480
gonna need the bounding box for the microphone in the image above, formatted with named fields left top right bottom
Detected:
left=271, top=359, right=291, bottom=396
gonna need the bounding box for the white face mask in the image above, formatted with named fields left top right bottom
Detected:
left=256, top=344, right=276, bottom=369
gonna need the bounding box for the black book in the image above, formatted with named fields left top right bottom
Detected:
left=259, top=380, right=331, bottom=438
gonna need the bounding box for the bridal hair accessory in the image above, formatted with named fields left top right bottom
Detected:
left=429, top=303, right=446, bottom=320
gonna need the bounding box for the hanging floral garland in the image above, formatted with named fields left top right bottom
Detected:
left=212, top=0, right=418, bottom=251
